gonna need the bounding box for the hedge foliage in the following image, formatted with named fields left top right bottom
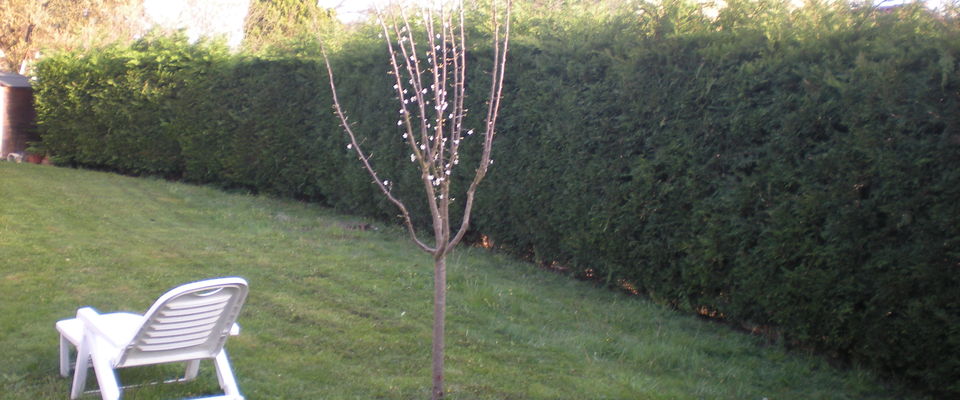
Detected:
left=32, top=1, right=960, bottom=395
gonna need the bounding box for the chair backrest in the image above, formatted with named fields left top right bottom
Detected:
left=116, top=277, right=248, bottom=368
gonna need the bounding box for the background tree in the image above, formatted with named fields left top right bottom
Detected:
left=322, top=1, right=511, bottom=398
left=243, top=0, right=335, bottom=54
left=0, top=0, right=145, bottom=74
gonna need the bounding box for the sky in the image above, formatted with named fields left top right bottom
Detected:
left=317, top=0, right=380, bottom=23
left=143, top=0, right=250, bottom=47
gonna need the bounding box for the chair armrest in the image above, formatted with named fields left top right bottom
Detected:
left=76, top=307, right=128, bottom=349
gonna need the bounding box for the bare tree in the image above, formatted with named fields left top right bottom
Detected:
left=321, top=1, right=511, bottom=398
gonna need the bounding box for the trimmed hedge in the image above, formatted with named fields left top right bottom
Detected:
left=34, top=34, right=228, bottom=176
left=478, top=3, right=960, bottom=395
left=32, top=2, right=960, bottom=395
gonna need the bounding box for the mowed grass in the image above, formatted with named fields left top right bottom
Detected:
left=0, top=163, right=919, bottom=399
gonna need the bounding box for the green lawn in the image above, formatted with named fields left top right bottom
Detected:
left=0, top=163, right=919, bottom=399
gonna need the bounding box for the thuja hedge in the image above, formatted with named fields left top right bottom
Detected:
left=32, top=2, right=959, bottom=395
left=33, top=34, right=217, bottom=175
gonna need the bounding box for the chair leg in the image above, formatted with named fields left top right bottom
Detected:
left=213, top=349, right=243, bottom=399
left=60, top=334, right=72, bottom=378
left=70, top=338, right=89, bottom=399
left=185, top=359, right=201, bottom=380
left=90, top=351, right=121, bottom=400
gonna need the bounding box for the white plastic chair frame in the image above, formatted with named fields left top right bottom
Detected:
left=56, top=277, right=248, bottom=400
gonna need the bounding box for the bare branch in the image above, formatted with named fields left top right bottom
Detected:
left=379, top=9, right=450, bottom=246
left=448, top=0, right=512, bottom=253
left=320, top=45, right=434, bottom=253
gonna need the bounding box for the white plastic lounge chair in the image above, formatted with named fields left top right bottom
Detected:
left=55, top=277, right=249, bottom=400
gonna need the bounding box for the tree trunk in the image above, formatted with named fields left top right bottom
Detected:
left=431, top=255, right=447, bottom=400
